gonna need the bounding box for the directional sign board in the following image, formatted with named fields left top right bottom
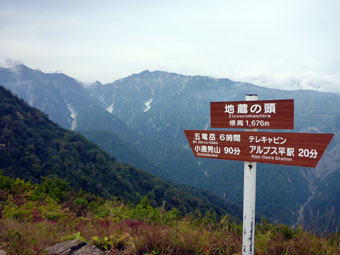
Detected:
left=210, top=99, right=294, bottom=129
left=184, top=130, right=333, bottom=167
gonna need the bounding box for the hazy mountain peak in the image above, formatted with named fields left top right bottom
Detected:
left=7, top=64, right=37, bottom=76
left=11, top=64, right=30, bottom=70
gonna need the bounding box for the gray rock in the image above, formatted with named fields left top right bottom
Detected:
left=0, top=250, right=7, bottom=255
left=72, top=244, right=104, bottom=255
left=45, top=239, right=104, bottom=255
left=45, top=239, right=85, bottom=255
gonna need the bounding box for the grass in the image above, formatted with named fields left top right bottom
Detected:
left=0, top=174, right=340, bottom=254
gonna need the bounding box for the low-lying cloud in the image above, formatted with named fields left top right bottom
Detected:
left=233, top=72, right=340, bottom=94
left=4, top=58, right=24, bottom=67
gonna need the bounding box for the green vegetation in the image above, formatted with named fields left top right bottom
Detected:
left=0, top=85, right=240, bottom=218
left=0, top=173, right=340, bottom=254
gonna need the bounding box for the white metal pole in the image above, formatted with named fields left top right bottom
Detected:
left=242, top=94, right=258, bottom=255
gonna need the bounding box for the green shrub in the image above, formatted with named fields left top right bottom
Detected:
left=2, top=200, right=33, bottom=221
left=92, top=233, right=135, bottom=251
left=0, top=171, right=15, bottom=190
left=38, top=177, right=70, bottom=202
left=61, top=232, right=85, bottom=242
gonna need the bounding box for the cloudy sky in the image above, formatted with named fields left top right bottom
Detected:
left=1, top=0, right=340, bottom=93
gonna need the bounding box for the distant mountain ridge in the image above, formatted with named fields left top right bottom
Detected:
left=1, top=64, right=340, bottom=229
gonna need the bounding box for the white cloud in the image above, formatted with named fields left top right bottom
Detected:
left=4, top=58, right=23, bottom=66
left=230, top=72, right=340, bottom=94
left=0, top=0, right=339, bottom=94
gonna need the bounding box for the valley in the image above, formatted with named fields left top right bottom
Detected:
left=1, top=65, right=340, bottom=230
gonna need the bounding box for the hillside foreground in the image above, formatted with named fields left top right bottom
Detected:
left=1, top=173, right=340, bottom=255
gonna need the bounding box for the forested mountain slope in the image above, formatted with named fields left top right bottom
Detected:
left=0, top=85, right=241, bottom=217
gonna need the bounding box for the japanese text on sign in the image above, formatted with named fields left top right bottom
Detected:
left=225, top=103, right=276, bottom=114
left=210, top=99, right=294, bottom=129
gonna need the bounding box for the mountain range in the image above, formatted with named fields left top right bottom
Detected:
left=1, top=64, right=339, bottom=230
left=0, top=85, right=242, bottom=218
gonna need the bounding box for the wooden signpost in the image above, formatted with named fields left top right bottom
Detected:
left=184, top=130, right=333, bottom=168
left=184, top=95, right=334, bottom=255
left=210, top=99, right=294, bottom=129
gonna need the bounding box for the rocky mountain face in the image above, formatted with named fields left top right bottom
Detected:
left=0, top=65, right=166, bottom=178
left=1, top=65, right=340, bottom=228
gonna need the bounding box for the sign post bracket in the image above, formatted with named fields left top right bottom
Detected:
left=242, top=94, right=258, bottom=255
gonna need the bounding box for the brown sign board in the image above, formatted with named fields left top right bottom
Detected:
left=210, top=99, right=294, bottom=129
left=184, top=130, right=333, bottom=167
